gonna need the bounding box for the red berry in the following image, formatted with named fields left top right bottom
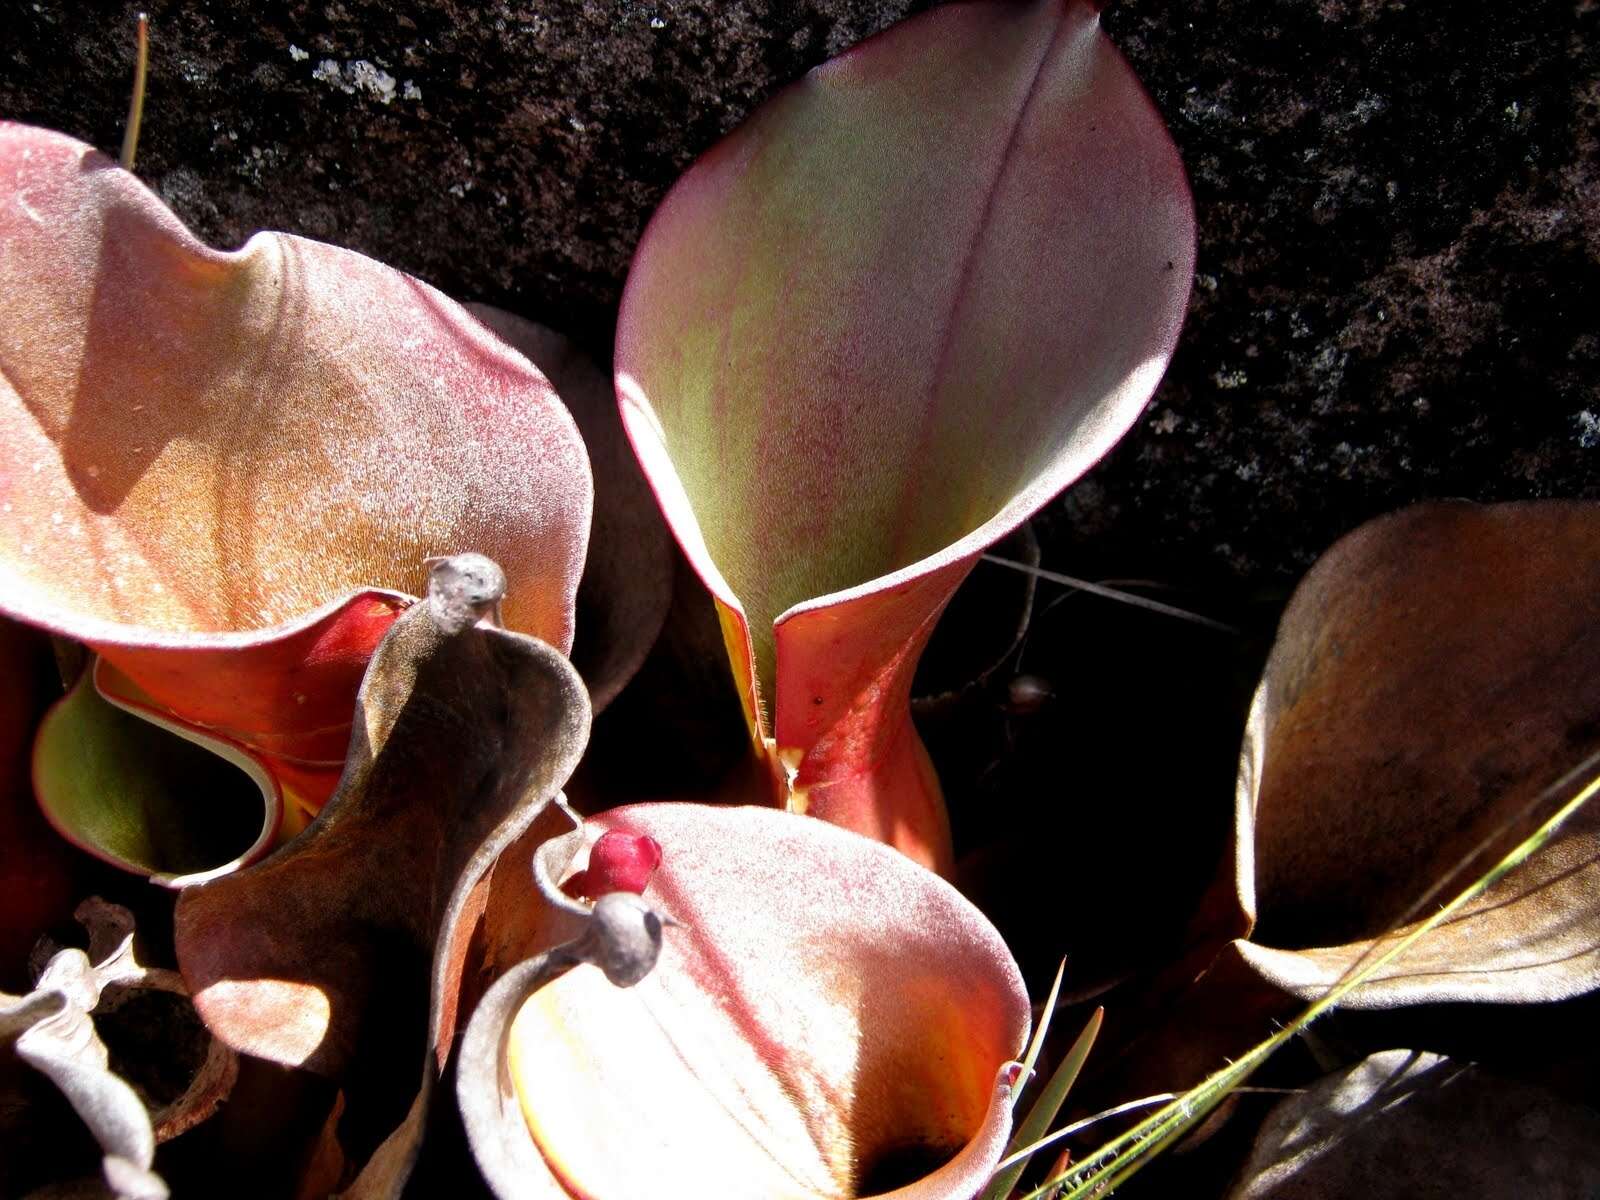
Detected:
left=562, top=830, right=663, bottom=900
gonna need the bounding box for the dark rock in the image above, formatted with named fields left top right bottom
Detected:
left=2, top=0, right=1595, bottom=589
left=1086, top=0, right=1600, bottom=588
left=1228, top=1049, right=1600, bottom=1199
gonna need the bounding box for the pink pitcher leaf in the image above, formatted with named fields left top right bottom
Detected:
left=174, top=557, right=590, bottom=1188
left=90, top=591, right=408, bottom=817
left=775, top=558, right=972, bottom=871
left=32, top=658, right=286, bottom=887
left=1228, top=501, right=1600, bottom=1006
left=459, top=803, right=1030, bottom=1200
left=615, top=0, right=1193, bottom=864
left=0, top=122, right=592, bottom=811
left=466, top=304, right=674, bottom=714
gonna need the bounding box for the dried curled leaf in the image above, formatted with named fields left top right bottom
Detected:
left=1227, top=501, right=1600, bottom=1005
left=2, top=899, right=236, bottom=1200
left=1082, top=502, right=1600, bottom=1113
left=174, top=555, right=591, bottom=1187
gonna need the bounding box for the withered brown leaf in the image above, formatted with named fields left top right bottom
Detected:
left=175, top=556, right=591, bottom=1187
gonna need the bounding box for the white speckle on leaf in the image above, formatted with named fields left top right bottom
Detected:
left=14, top=189, right=45, bottom=224
left=403, top=80, right=422, bottom=101
left=650, top=15, right=667, bottom=28
left=1213, top=367, right=1248, bottom=390
left=289, top=44, right=309, bottom=61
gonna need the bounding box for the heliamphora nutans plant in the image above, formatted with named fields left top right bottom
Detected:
left=171, top=555, right=594, bottom=1189
left=0, top=121, right=604, bottom=879
left=617, top=0, right=1195, bottom=871
left=164, top=552, right=1029, bottom=1200
left=460, top=803, right=1031, bottom=1200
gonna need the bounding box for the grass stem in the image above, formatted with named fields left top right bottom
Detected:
left=119, top=13, right=149, bottom=171
left=979, top=556, right=1240, bottom=635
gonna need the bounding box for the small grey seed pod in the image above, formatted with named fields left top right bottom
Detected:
left=578, top=892, right=666, bottom=988
left=425, top=553, right=508, bottom=633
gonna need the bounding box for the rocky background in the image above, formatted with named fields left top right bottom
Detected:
left=4, top=10, right=1597, bottom=1196
left=3, top=0, right=1595, bottom=595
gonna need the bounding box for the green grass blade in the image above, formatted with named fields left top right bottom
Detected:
left=978, top=958, right=1063, bottom=1200
left=1018, top=753, right=1600, bottom=1200
left=993, top=1093, right=1178, bottom=1178
left=981, top=1006, right=1103, bottom=1200
left=1013, top=958, right=1067, bottom=1112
